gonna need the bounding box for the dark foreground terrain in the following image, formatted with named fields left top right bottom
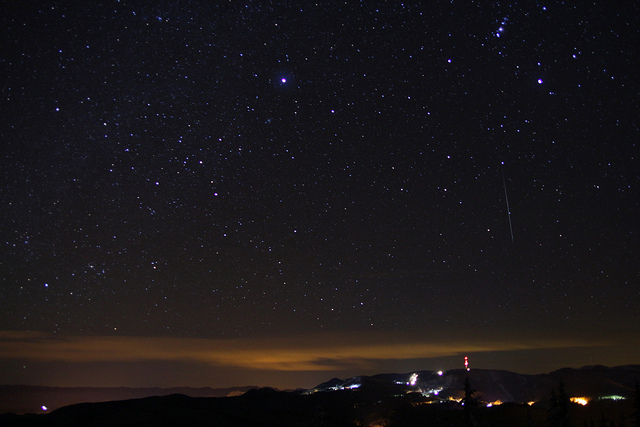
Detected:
left=0, top=385, right=257, bottom=415
left=1, top=365, right=638, bottom=426
left=0, top=388, right=636, bottom=427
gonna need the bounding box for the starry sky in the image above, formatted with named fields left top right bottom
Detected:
left=1, top=1, right=638, bottom=389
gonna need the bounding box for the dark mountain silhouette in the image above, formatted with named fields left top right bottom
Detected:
left=0, top=385, right=257, bottom=415
left=312, top=365, right=639, bottom=404
left=1, top=365, right=638, bottom=426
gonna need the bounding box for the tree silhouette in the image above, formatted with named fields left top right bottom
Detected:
left=462, top=376, right=477, bottom=407
left=547, top=382, right=571, bottom=427
left=462, top=376, right=478, bottom=427
left=599, top=412, right=608, bottom=427
left=632, top=381, right=640, bottom=427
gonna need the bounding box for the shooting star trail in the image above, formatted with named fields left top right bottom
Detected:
left=501, top=163, right=514, bottom=243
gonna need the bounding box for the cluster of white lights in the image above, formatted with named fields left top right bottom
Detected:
left=408, top=373, right=418, bottom=386
left=329, top=383, right=361, bottom=391
left=422, top=388, right=443, bottom=397
left=600, top=395, right=626, bottom=401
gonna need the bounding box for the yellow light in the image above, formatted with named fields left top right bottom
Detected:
left=570, top=397, right=589, bottom=406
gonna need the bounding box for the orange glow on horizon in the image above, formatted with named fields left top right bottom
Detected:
left=570, top=397, right=589, bottom=406
left=0, top=330, right=602, bottom=371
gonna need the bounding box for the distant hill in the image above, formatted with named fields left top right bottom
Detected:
left=1, top=365, right=638, bottom=426
left=0, top=385, right=257, bottom=415
left=312, top=364, right=640, bottom=404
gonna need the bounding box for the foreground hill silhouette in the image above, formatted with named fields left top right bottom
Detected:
left=0, top=385, right=257, bottom=415
left=1, top=365, right=638, bottom=426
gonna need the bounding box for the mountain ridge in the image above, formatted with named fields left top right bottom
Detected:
left=1, top=365, right=638, bottom=426
left=0, top=384, right=258, bottom=415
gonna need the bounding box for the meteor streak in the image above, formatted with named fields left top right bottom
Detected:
left=502, top=163, right=514, bottom=243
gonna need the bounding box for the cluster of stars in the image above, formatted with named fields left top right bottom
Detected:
left=0, top=1, right=637, bottom=342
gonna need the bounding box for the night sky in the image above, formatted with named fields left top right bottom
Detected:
left=1, top=1, right=638, bottom=389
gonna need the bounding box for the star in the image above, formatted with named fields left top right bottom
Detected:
left=0, top=0, right=637, bottom=391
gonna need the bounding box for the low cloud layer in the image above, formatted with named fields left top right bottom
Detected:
left=0, top=329, right=614, bottom=372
